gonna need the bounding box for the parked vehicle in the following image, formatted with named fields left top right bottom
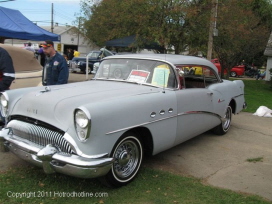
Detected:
left=211, top=58, right=245, bottom=77
left=0, top=54, right=246, bottom=187
left=245, top=67, right=259, bottom=78
left=70, top=48, right=114, bottom=74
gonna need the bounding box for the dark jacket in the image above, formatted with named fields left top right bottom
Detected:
left=42, top=52, right=69, bottom=86
left=0, top=47, right=15, bottom=91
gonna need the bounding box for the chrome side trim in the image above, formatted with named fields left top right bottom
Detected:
left=179, top=111, right=221, bottom=119
left=232, top=93, right=244, bottom=99
left=106, top=114, right=177, bottom=135
left=106, top=110, right=222, bottom=135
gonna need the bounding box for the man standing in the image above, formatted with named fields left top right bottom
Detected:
left=0, top=47, right=15, bottom=91
left=41, top=40, right=69, bottom=86
left=0, top=47, right=15, bottom=126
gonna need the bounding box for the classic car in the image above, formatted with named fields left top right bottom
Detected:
left=70, top=48, right=114, bottom=74
left=212, top=58, right=245, bottom=77
left=0, top=54, right=246, bottom=187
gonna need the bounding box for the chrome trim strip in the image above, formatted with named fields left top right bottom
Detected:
left=106, top=114, right=177, bottom=135
left=178, top=111, right=220, bottom=119
left=106, top=110, right=222, bottom=135
left=232, top=93, right=244, bottom=99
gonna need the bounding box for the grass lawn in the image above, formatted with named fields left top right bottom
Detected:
left=242, top=79, right=272, bottom=113
left=0, top=166, right=270, bottom=204
left=0, top=79, right=271, bottom=204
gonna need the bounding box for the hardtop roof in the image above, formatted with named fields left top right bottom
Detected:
left=104, top=54, right=218, bottom=72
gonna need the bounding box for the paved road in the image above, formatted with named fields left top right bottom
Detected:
left=144, top=112, right=272, bottom=201
left=4, top=73, right=272, bottom=201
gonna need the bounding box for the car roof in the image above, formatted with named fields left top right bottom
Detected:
left=104, top=54, right=218, bottom=72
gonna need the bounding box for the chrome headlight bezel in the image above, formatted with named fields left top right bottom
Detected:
left=0, top=92, right=9, bottom=117
left=74, top=107, right=91, bottom=142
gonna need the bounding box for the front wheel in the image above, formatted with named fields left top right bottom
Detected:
left=212, top=106, right=232, bottom=135
left=230, top=71, right=237, bottom=77
left=83, top=67, right=92, bottom=74
left=101, top=133, right=143, bottom=187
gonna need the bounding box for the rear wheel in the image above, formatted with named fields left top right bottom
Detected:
left=101, top=132, right=143, bottom=187
left=212, top=106, right=232, bottom=135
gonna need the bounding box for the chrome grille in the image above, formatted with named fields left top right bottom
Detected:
left=7, top=120, right=73, bottom=154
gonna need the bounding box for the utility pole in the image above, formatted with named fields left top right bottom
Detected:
left=207, top=0, right=218, bottom=61
left=51, top=3, right=54, bottom=33
left=77, top=17, right=80, bottom=48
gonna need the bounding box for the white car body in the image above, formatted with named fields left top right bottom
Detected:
left=0, top=54, right=246, bottom=187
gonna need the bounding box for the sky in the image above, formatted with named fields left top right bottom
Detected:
left=0, top=0, right=82, bottom=26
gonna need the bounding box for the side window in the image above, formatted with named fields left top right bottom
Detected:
left=177, top=65, right=219, bottom=89
left=150, top=63, right=177, bottom=89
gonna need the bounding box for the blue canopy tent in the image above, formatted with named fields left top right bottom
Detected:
left=0, top=6, right=59, bottom=41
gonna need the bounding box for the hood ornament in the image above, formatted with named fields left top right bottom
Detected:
left=43, top=86, right=51, bottom=92
left=35, top=86, right=51, bottom=96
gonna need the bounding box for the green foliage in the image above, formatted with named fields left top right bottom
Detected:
left=247, top=157, right=264, bottom=163
left=0, top=166, right=269, bottom=204
left=78, top=0, right=272, bottom=61
left=212, top=0, right=272, bottom=79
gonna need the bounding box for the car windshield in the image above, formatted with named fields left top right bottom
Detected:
left=94, top=58, right=177, bottom=89
left=87, top=52, right=100, bottom=58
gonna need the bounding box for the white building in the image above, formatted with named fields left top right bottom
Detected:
left=264, top=32, right=272, bottom=81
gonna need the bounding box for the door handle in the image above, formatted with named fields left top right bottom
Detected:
left=207, top=92, right=213, bottom=95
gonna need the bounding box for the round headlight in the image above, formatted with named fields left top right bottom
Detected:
left=75, top=110, right=89, bottom=128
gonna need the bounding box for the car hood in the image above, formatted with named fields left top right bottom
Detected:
left=11, top=80, right=160, bottom=131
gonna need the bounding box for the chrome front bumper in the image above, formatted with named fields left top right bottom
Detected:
left=0, top=128, right=114, bottom=178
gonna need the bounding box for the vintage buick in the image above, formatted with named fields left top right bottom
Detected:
left=0, top=54, right=246, bottom=187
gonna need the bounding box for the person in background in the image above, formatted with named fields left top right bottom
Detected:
left=256, top=70, right=266, bottom=80
left=37, top=45, right=45, bottom=66
left=0, top=47, right=15, bottom=91
left=40, top=40, right=69, bottom=86
left=73, top=49, right=80, bottom=57
left=67, top=48, right=74, bottom=60
left=24, top=42, right=35, bottom=53
left=0, top=47, right=15, bottom=126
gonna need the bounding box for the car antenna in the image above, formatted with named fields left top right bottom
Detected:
left=163, top=67, right=166, bottom=93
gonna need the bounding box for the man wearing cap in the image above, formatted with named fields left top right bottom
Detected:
left=0, top=47, right=15, bottom=91
left=0, top=46, right=15, bottom=127
left=40, top=40, right=69, bottom=86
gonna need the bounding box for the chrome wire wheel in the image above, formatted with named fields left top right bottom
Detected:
left=112, top=136, right=142, bottom=183
left=212, top=106, right=232, bottom=135
left=222, top=106, right=232, bottom=132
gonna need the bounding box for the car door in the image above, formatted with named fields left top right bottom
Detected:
left=174, top=65, right=221, bottom=145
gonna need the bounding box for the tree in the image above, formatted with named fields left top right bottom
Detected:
left=79, top=0, right=272, bottom=77
left=212, top=0, right=272, bottom=78
left=80, top=0, right=204, bottom=53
